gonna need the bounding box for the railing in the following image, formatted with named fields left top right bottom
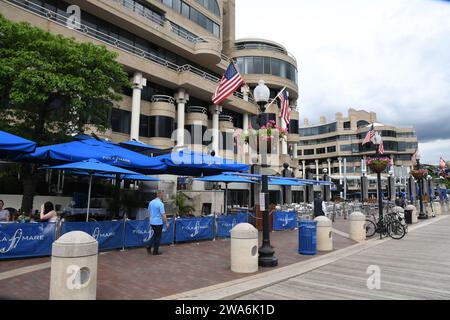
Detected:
left=187, top=106, right=208, bottom=114
left=4, top=0, right=255, bottom=106
left=112, top=0, right=220, bottom=48
left=233, top=44, right=297, bottom=63
left=150, top=95, right=176, bottom=104
left=219, top=115, right=234, bottom=123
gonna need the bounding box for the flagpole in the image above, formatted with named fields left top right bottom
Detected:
left=264, top=86, right=287, bottom=112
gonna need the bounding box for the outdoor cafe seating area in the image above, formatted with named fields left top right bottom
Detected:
left=0, top=130, right=334, bottom=260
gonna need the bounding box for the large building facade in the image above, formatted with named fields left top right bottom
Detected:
left=297, top=109, right=418, bottom=196
left=0, top=0, right=299, bottom=171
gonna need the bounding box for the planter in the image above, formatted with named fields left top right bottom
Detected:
left=368, top=161, right=389, bottom=174
left=411, top=169, right=428, bottom=180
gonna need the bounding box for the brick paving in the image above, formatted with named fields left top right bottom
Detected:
left=0, top=224, right=356, bottom=300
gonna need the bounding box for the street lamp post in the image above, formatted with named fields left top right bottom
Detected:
left=361, top=167, right=367, bottom=203
left=254, top=80, right=278, bottom=268
left=323, top=168, right=328, bottom=202
left=427, top=175, right=435, bottom=218
left=283, top=162, right=290, bottom=205
left=416, top=156, right=428, bottom=220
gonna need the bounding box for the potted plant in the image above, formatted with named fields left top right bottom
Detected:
left=411, top=169, right=429, bottom=180
left=366, top=157, right=391, bottom=174
left=174, top=192, right=195, bottom=218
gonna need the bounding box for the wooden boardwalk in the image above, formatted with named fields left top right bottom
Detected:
left=239, top=216, right=450, bottom=300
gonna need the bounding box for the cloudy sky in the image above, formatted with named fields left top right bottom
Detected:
left=236, top=0, right=450, bottom=164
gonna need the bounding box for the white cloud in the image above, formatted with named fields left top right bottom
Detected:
left=236, top=0, right=450, bottom=164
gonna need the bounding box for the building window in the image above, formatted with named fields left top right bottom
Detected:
left=161, top=0, right=221, bottom=37
left=138, top=115, right=175, bottom=138
left=340, top=145, right=352, bottom=152
left=234, top=57, right=298, bottom=84
left=343, top=121, right=351, bottom=130
left=111, top=108, right=131, bottom=134
left=185, top=124, right=207, bottom=145
left=357, top=120, right=369, bottom=128
left=316, top=148, right=326, bottom=155
left=304, top=149, right=315, bottom=156
left=299, top=123, right=337, bottom=137
left=289, top=119, right=299, bottom=134
left=327, top=146, right=336, bottom=153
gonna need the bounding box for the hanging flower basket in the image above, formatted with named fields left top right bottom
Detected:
left=366, top=157, right=391, bottom=174
left=411, top=169, right=428, bottom=180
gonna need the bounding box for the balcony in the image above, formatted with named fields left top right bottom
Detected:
left=150, top=95, right=176, bottom=105
left=111, top=0, right=222, bottom=64
left=233, top=43, right=297, bottom=64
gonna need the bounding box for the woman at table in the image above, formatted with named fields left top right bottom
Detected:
left=0, top=200, right=11, bottom=222
left=40, top=201, right=58, bottom=223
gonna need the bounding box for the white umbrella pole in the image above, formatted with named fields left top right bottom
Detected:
left=86, top=175, right=93, bottom=222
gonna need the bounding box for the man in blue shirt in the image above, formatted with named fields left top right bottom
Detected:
left=147, top=191, right=170, bottom=256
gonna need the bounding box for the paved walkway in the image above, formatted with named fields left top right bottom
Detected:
left=238, top=215, right=450, bottom=300
left=0, top=222, right=355, bottom=300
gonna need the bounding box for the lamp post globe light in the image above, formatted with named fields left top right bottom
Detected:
left=416, top=154, right=428, bottom=220
left=254, top=79, right=278, bottom=268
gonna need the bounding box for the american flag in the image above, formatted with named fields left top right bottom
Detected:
left=378, top=142, right=385, bottom=155
left=362, top=124, right=375, bottom=145
left=212, top=62, right=244, bottom=105
left=440, top=157, right=446, bottom=169
left=278, top=89, right=290, bottom=128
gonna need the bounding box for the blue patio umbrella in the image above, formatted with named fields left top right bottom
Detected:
left=44, top=159, right=141, bottom=222
left=269, top=178, right=308, bottom=186
left=119, top=140, right=161, bottom=153
left=68, top=170, right=160, bottom=182
left=194, top=174, right=256, bottom=215
left=0, top=130, right=37, bottom=158
left=18, top=137, right=166, bottom=173
left=154, top=149, right=249, bottom=176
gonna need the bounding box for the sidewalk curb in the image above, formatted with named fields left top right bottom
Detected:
left=160, top=215, right=449, bottom=300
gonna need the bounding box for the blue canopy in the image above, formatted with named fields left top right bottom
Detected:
left=269, top=178, right=307, bottom=186
left=119, top=140, right=161, bottom=153
left=154, top=149, right=249, bottom=176
left=67, top=170, right=160, bottom=182
left=45, top=159, right=140, bottom=176
left=44, top=159, right=142, bottom=221
left=194, top=174, right=256, bottom=184
left=0, top=130, right=36, bottom=158
left=18, top=137, right=166, bottom=173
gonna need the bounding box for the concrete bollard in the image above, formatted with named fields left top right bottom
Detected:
left=50, top=231, right=98, bottom=300
left=433, top=202, right=442, bottom=216
left=393, top=206, right=405, bottom=216
left=349, top=212, right=366, bottom=242
left=230, top=223, right=258, bottom=274
left=314, top=216, right=333, bottom=251
left=406, top=205, right=418, bottom=224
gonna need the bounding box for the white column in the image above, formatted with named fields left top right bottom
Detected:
left=315, top=160, right=319, bottom=181
left=338, top=157, right=343, bottom=184
left=327, top=158, right=332, bottom=176
left=302, top=160, right=306, bottom=179
left=241, top=85, right=250, bottom=102
left=211, top=105, right=222, bottom=153
left=175, top=89, right=189, bottom=147
left=293, top=144, right=298, bottom=159
left=243, top=113, right=249, bottom=132
left=343, top=158, right=347, bottom=200
left=130, top=72, right=147, bottom=141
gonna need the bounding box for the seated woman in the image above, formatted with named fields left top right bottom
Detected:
left=0, top=200, right=11, bottom=222
left=40, top=202, right=58, bottom=223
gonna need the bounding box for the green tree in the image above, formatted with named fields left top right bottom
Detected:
left=0, top=15, right=130, bottom=213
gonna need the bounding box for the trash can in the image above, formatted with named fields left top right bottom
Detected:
left=314, top=216, right=333, bottom=252
left=230, top=223, right=258, bottom=273
left=404, top=208, right=413, bottom=225
left=50, top=231, right=98, bottom=300
left=298, top=220, right=317, bottom=255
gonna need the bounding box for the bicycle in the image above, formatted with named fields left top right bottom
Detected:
left=365, top=211, right=407, bottom=240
